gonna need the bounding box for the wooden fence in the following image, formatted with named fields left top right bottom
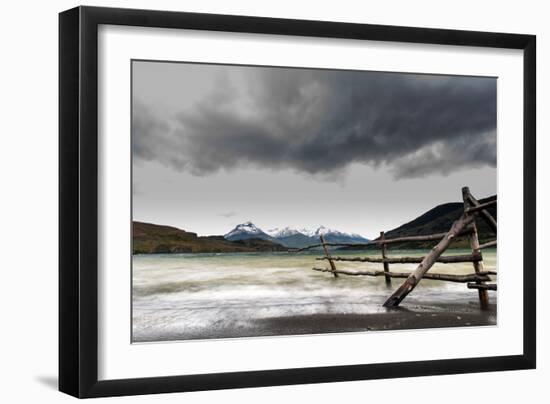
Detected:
left=291, top=187, right=497, bottom=309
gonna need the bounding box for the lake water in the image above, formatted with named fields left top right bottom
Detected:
left=132, top=249, right=497, bottom=342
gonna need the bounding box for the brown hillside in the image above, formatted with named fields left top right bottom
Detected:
left=132, top=221, right=286, bottom=254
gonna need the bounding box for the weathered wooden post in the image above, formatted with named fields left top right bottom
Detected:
left=462, top=187, right=489, bottom=310
left=380, top=231, right=391, bottom=286
left=465, top=192, right=497, bottom=234
left=383, top=213, right=474, bottom=307
left=320, top=234, right=338, bottom=278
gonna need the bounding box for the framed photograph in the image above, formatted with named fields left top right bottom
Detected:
left=59, top=6, right=536, bottom=398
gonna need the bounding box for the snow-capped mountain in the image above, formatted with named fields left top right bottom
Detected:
left=307, top=225, right=334, bottom=237
left=307, top=226, right=366, bottom=239
left=224, top=221, right=274, bottom=241
left=266, top=226, right=303, bottom=238
left=224, top=222, right=369, bottom=248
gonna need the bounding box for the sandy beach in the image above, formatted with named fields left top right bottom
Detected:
left=260, top=304, right=496, bottom=336
left=133, top=301, right=496, bottom=342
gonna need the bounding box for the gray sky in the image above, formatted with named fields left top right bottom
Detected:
left=132, top=60, right=496, bottom=238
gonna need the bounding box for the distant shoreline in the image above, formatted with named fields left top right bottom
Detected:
left=132, top=246, right=497, bottom=256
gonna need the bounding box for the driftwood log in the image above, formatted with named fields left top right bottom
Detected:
left=467, top=283, right=497, bottom=291
left=316, top=252, right=482, bottom=264
left=312, top=267, right=493, bottom=283
left=320, top=234, right=338, bottom=278
left=466, top=192, right=497, bottom=234
left=379, top=228, right=475, bottom=245
left=467, top=224, right=489, bottom=308
left=465, top=199, right=497, bottom=214
left=479, top=240, right=497, bottom=249
left=380, top=231, right=391, bottom=286
left=463, top=187, right=490, bottom=309
left=383, top=213, right=475, bottom=307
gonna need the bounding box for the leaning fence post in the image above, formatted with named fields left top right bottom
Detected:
left=320, top=234, right=338, bottom=278
left=383, top=213, right=474, bottom=307
left=380, top=231, right=391, bottom=286
left=466, top=192, right=497, bottom=234
left=462, top=187, right=489, bottom=310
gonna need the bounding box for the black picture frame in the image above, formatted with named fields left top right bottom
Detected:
left=59, top=6, right=536, bottom=398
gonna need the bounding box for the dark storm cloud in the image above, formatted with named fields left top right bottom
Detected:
left=132, top=66, right=496, bottom=179
left=132, top=101, right=171, bottom=161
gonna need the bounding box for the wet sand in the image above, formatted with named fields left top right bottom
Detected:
left=260, top=304, right=496, bottom=336
left=133, top=302, right=496, bottom=342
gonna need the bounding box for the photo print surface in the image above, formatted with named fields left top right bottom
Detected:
left=131, top=60, right=497, bottom=342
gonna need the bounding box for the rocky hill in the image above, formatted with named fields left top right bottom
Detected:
left=343, top=195, right=496, bottom=250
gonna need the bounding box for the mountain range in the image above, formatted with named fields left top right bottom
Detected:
left=132, top=194, right=497, bottom=254
left=224, top=221, right=369, bottom=248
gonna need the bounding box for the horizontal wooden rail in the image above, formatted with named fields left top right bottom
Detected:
left=289, top=228, right=475, bottom=252
left=312, top=267, right=494, bottom=283
left=380, top=229, right=475, bottom=245
left=289, top=242, right=375, bottom=252
left=465, top=199, right=497, bottom=214
left=315, top=252, right=482, bottom=264
left=467, top=282, right=497, bottom=291
left=479, top=240, right=497, bottom=249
